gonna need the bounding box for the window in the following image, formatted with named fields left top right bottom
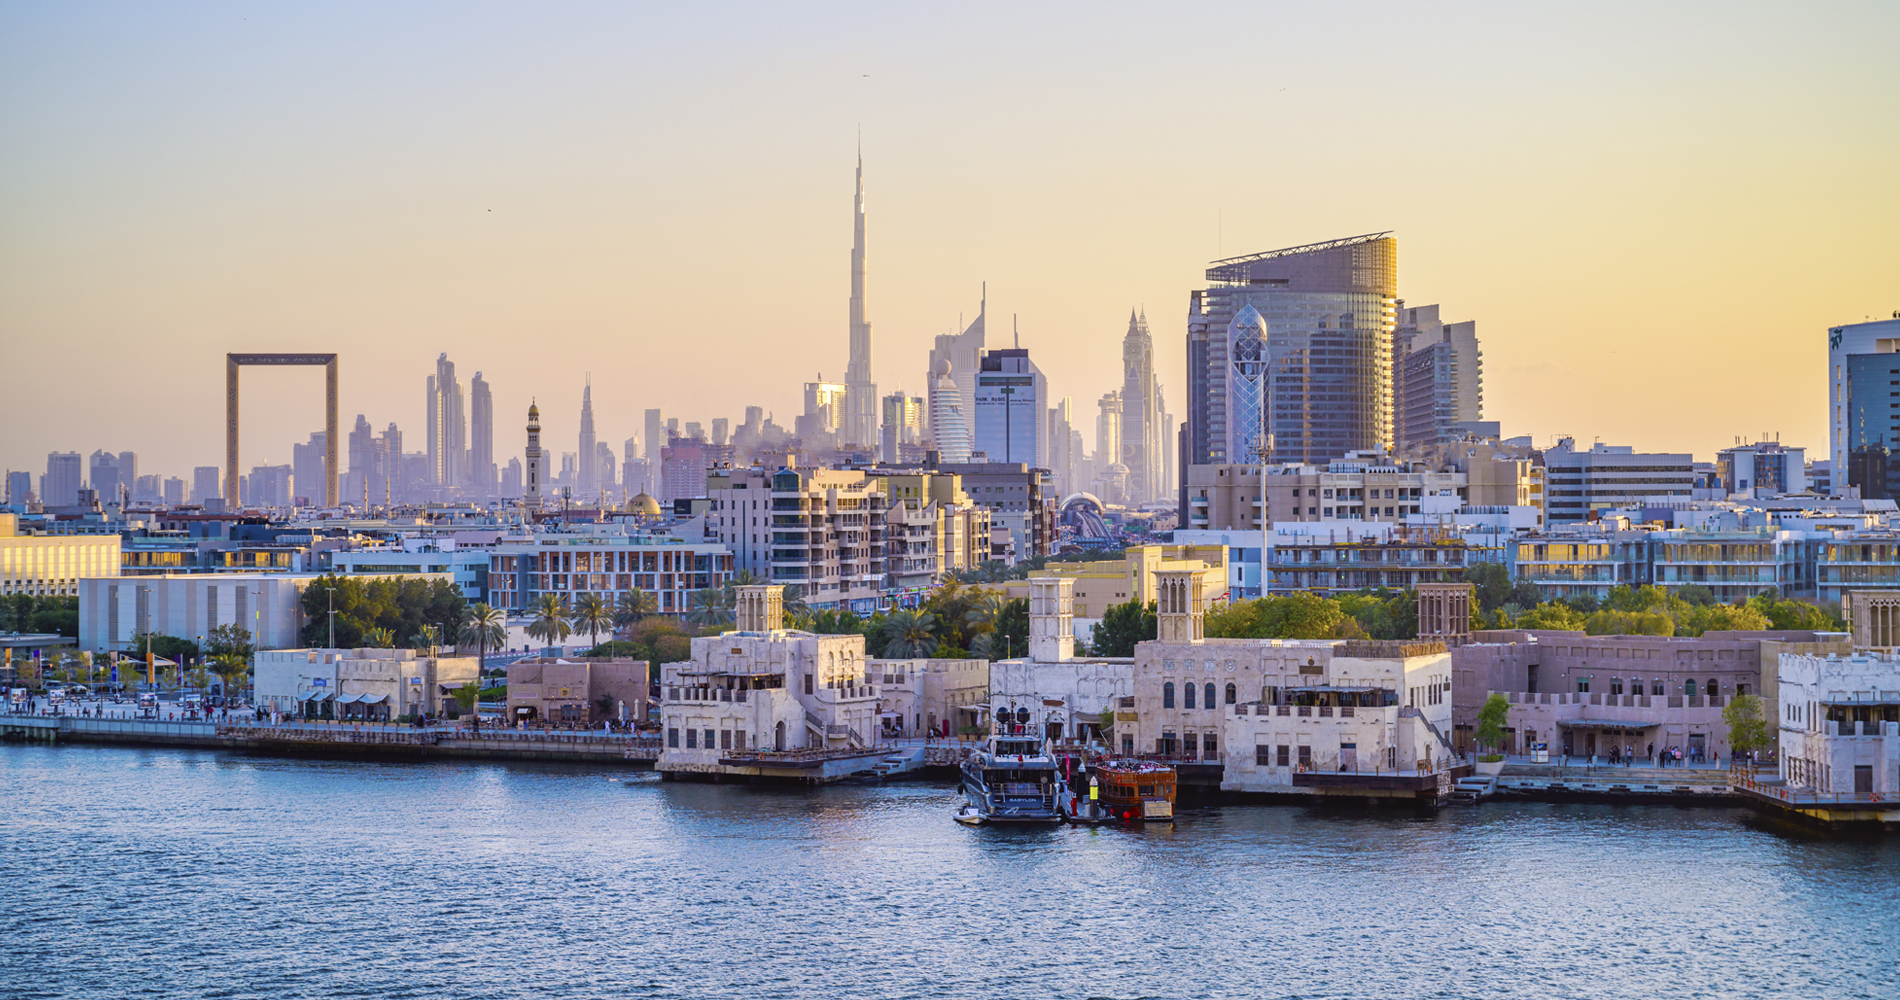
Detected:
left=1737, top=683, right=1749, bottom=697
left=667, top=727, right=679, bottom=748
left=685, top=728, right=697, bottom=749
left=1611, top=678, right=1623, bottom=696
left=1297, top=745, right=1311, bottom=768
left=1256, top=745, right=1272, bottom=766
left=704, top=729, right=714, bottom=749
left=1706, top=679, right=1718, bottom=698
left=1163, top=682, right=1175, bottom=709
left=1653, top=679, right=1665, bottom=696
left=1202, top=734, right=1217, bottom=756
left=804, top=674, right=814, bottom=695
left=1184, top=683, right=1195, bottom=709
left=1277, top=745, right=1290, bottom=767
left=1684, top=679, right=1698, bottom=696
left=1577, top=678, right=1590, bottom=694
left=720, top=729, right=732, bottom=750
left=1205, top=683, right=1217, bottom=710
left=1225, top=682, right=1237, bottom=706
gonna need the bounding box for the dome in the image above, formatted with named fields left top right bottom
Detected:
left=625, top=492, right=663, bottom=517
left=932, top=357, right=952, bottom=377
left=527, top=399, right=540, bottom=419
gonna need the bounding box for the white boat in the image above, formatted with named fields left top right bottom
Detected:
left=958, top=732, right=1063, bottom=825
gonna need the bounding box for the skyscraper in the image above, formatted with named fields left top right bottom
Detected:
left=470, top=372, right=495, bottom=492
left=1096, top=391, right=1122, bottom=476
left=428, top=353, right=467, bottom=489
left=929, top=288, right=986, bottom=444
left=577, top=379, right=598, bottom=500
left=844, top=144, right=878, bottom=448
left=1121, top=309, right=1159, bottom=502
left=191, top=466, right=220, bottom=505
left=1394, top=303, right=1483, bottom=450
left=5, top=470, right=32, bottom=505
left=1187, top=232, right=1397, bottom=465
left=523, top=400, right=544, bottom=509
left=291, top=432, right=326, bottom=506
left=644, top=409, right=665, bottom=462
left=973, top=348, right=1045, bottom=466
left=930, top=359, right=971, bottom=463
left=42, top=452, right=81, bottom=507
left=89, top=451, right=129, bottom=504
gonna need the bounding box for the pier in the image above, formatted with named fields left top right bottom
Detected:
left=2, top=715, right=664, bottom=765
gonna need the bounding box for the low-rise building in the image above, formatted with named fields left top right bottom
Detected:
left=1777, top=649, right=1900, bottom=797
left=705, top=466, right=885, bottom=613
left=506, top=656, right=649, bottom=726
left=871, top=657, right=989, bottom=739
left=79, top=571, right=415, bottom=654
left=997, top=544, right=1228, bottom=641
left=1265, top=529, right=1470, bottom=595
left=484, top=528, right=733, bottom=616
left=255, top=647, right=478, bottom=721
left=655, top=586, right=880, bottom=780
left=987, top=578, right=1135, bottom=743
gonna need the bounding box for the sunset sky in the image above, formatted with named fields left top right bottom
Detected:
left=2, top=2, right=1896, bottom=482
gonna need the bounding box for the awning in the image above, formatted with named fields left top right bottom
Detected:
left=356, top=694, right=388, bottom=705
left=1558, top=719, right=1659, bottom=728
left=333, top=692, right=362, bottom=705
left=301, top=690, right=333, bottom=701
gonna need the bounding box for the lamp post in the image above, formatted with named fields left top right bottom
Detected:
left=321, top=585, right=336, bottom=650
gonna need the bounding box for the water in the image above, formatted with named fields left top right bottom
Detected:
left=1, top=744, right=1895, bottom=1000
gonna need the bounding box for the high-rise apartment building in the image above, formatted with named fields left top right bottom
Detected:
left=1829, top=317, right=1900, bottom=485
left=595, top=441, right=616, bottom=502
left=428, top=353, right=467, bottom=490
left=88, top=450, right=133, bottom=504
left=930, top=290, right=986, bottom=443
left=712, top=418, right=729, bottom=447
left=191, top=466, right=221, bottom=505
left=1047, top=397, right=1077, bottom=499
left=644, top=409, right=665, bottom=461
left=291, top=432, right=327, bottom=506
left=881, top=391, right=925, bottom=464
left=5, top=471, right=31, bottom=505
left=42, top=452, right=81, bottom=507
left=1096, top=390, right=1123, bottom=477
left=470, top=372, right=495, bottom=493
left=577, top=380, right=598, bottom=500
left=800, top=380, right=848, bottom=441
left=162, top=477, right=184, bottom=505
left=1121, top=309, right=1160, bottom=503
left=1187, top=232, right=1397, bottom=466
left=1716, top=441, right=1807, bottom=496
left=501, top=458, right=522, bottom=497
left=1394, top=303, right=1483, bottom=450
left=843, top=147, right=878, bottom=448
left=973, top=348, right=1045, bottom=467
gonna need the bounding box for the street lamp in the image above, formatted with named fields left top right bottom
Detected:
left=321, top=585, right=337, bottom=650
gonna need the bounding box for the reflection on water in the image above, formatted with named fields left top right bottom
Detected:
left=2, top=744, right=1896, bottom=999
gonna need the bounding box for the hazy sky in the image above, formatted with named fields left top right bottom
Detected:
left=3, top=2, right=1896, bottom=483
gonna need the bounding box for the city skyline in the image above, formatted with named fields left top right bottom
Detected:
left=2, top=4, right=1896, bottom=478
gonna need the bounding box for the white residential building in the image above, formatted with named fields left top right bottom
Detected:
left=1777, top=649, right=1900, bottom=798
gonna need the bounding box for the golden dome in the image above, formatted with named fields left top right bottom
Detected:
left=625, top=492, right=663, bottom=517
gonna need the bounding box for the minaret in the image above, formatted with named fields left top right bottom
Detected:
left=577, top=377, right=597, bottom=502
left=844, top=139, right=877, bottom=447
left=524, top=400, right=543, bottom=510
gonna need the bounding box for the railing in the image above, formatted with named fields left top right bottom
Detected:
left=1733, top=773, right=1892, bottom=807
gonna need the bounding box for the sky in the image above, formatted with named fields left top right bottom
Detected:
left=2, top=1, right=1896, bottom=485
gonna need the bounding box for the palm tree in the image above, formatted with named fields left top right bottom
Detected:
left=459, top=602, right=506, bottom=684
left=781, top=584, right=812, bottom=622
left=209, top=652, right=249, bottom=702
left=362, top=626, right=396, bottom=649
left=965, top=590, right=1007, bottom=634
left=881, top=608, right=939, bottom=658
left=613, top=589, right=656, bottom=635
left=411, top=624, right=443, bottom=650
left=526, top=594, right=573, bottom=650
left=685, top=587, right=734, bottom=630
left=572, top=593, right=613, bottom=652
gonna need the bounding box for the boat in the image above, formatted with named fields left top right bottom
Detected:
left=953, top=804, right=986, bottom=826
left=959, top=732, right=1063, bottom=825
left=1089, top=758, right=1176, bottom=823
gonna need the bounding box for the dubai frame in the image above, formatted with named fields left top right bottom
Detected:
left=225, top=353, right=338, bottom=507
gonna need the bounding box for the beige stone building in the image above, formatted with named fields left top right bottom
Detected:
left=656, top=586, right=881, bottom=779
left=506, top=656, right=649, bottom=726
left=998, top=543, right=1228, bottom=641
left=255, top=647, right=479, bottom=721
left=987, top=578, right=1136, bottom=743
left=1186, top=458, right=1469, bottom=531
left=871, top=657, right=989, bottom=738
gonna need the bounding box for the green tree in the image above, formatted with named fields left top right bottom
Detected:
left=1722, top=692, right=1772, bottom=759
left=623, top=616, right=691, bottom=676
left=29, top=596, right=79, bottom=638
left=1257, top=592, right=1350, bottom=640
left=1746, top=594, right=1842, bottom=631
left=204, top=623, right=255, bottom=662
left=1476, top=693, right=1510, bottom=755
left=527, top=594, right=573, bottom=649
left=1464, top=563, right=1514, bottom=613
left=881, top=608, right=940, bottom=658
left=459, top=603, right=506, bottom=684
left=987, top=597, right=1029, bottom=661
left=1091, top=600, right=1157, bottom=656
left=130, top=632, right=200, bottom=663
left=1681, top=603, right=1773, bottom=637
left=1676, top=584, right=1718, bottom=607
left=1515, top=601, right=1588, bottom=631
left=209, top=653, right=250, bottom=699
left=362, top=626, right=395, bottom=648
left=296, top=574, right=465, bottom=649
left=1584, top=609, right=1675, bottom=636
left=684, top=587, right=732, bottom=631
left=571, top=593, right=613, bottom=649
left=612, top=589, right=656, bottom=633
left=448, top=682, right=480, bottom=719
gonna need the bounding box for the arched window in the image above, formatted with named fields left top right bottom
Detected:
left=1205, top=683, right=1217, bottom=710
left=1653, top=679, right=1664, bottom=696
left=1706, top=679, right=1718, bottom=698
left=1225, top=682, right=1238, bottom=706
left=1684, top=679, right=1699, bottom=696
left=1184, top=683, right=1196, bottom=709
left=1611, top=678, right=1623, bottom=696
left=1163, top=682, right=1175, bottom=709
